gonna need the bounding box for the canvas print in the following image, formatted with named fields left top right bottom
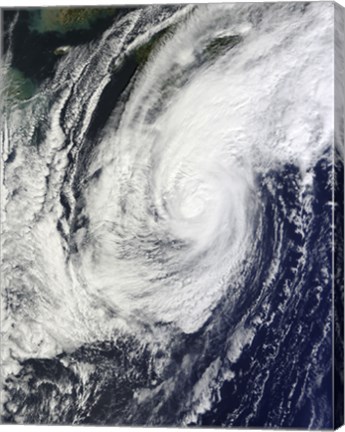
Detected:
left=1, top=2, right=344, bottom=428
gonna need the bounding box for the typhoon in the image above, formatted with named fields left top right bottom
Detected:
left=1, top=2, right=344, bottom=428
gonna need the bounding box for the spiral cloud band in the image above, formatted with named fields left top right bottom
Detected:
left=1, top=2, right=343, bottom=428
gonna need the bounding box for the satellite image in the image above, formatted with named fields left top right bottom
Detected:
left=1, top=2, right=344, bottom=428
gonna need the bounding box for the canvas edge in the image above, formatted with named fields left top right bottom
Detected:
left=334, top=1, right=345, bottom=430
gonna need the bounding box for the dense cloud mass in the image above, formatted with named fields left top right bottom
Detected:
left=1, top=2, right=341, bottom=428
